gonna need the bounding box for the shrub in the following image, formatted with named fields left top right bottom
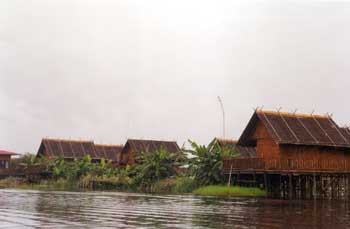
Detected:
left=172, top=176, right=197, bottom=193
left=193, top=185, right=266, bottom=197
left=133, top=147, right=179, bottom=190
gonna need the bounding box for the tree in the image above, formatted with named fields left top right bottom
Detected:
left=17, top=153, right=38, bottom=169
left=187, top=139, right=237, bottom=186
left=134, top=147, right=178, bottom=186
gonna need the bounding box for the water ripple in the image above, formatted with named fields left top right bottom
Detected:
left=0, top=189, right=349, bottom=228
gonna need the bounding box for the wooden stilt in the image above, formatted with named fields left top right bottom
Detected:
left=347, top=174, right=350, bottom=200
left=301, top=175, right=306, bottom=199
left=289, top=174, right=293, bottom=199
left=227, top=164, right=233, bottom=187
left=331, top=176, right=335, bottom=200
left=278, top=174, right=284, bottom=198
left=253, top=172, right=256, bottom=187
left=312, top=174, right=317, bottom=199
left=264, top=173, right=268, bottom=195
left=237, top=172, right=240, bottom=186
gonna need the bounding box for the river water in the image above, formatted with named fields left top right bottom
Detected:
left=0, top=189, right=349, bottom=228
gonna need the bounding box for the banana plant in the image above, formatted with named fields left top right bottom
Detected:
left=186, top=139, right=237, bottom=186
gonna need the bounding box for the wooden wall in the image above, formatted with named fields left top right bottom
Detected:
left=280, top=145, right=350, bottom=162
left=252, top=120, right=280, bottom=158
left=251, top=120, right=350, bottom=163
left=119, top=145, right=135, bottom=166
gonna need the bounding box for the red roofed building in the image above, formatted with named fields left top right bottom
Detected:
left=0, top=150, right=18, bottom=169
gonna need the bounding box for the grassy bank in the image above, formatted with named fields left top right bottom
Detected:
left=1, top=177, right=266, bottom=198
left=193, top=185, right=266, bottom=197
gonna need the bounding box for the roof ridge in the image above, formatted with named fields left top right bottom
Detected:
left=95, top=144, right=124, bottom=147
left=256, top=110, right=329, bottom=119
left=127, top=138, right=177, bottom=143
left=43, top=138, right=94, bottom=143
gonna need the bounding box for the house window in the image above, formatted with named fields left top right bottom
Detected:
left=0, top=160, right=9, bottom=169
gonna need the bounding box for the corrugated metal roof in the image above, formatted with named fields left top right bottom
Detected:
left=94, top=144, right=123, bottom=162
left=124, top=139, right=181, bottom=154
left=238, top=110, right=350, bottom=148
left=216, top=138, right=256, bottom=158
left=40, top=138, right=98, bottom=159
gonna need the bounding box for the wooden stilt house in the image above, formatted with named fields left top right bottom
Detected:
left=223, top=110, right=350, bottom=172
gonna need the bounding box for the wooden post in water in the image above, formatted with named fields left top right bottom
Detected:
left=331, top=176, right=335, bottom=200
left=344, top=175, right=347, bottom=199
left=313, top=174, right=317, bottom=199
left=264, top=173, right=268, bottom=195
left=325, top=176, right=330, bottom=198
left=227, top=164, right=233, bottom=187
left=348, top=174, right=350, bottom=200
left=301, top=175, right=306, bottom=199
left=237, top=172, right=240, bottom=186
left=289, top=174, right=293, bottom=199
left=309, top=176, right=314, bottom=199
left=278, top=174, right=284, bottom=198
left=253, top=172, right=257, bottom=187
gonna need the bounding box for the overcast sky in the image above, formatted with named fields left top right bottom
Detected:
left=1, top=0, right=350, bottom=154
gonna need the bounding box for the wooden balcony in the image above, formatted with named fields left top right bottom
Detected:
left=222, top=157, right=350, bottom=174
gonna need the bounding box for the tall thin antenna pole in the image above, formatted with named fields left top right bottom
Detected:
left=217, top=96, right=226, bottom=139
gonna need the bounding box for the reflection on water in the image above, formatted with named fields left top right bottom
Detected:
left=0, top=189, right=349, bottom=228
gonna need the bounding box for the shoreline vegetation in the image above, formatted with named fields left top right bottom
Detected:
left=0, top=139, right=266, bottom=197
left=0, top=178, right=266, bottom=197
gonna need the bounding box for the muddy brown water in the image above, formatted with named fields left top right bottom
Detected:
left=0, top=189, right=349, bottom=228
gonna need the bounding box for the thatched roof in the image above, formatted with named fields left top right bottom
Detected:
left=94, top=144, right=123, bottom=162
left=238, top=110, right=350, bottom=148
left=123, top=139, right=181, bottom=154
left=37, top=138, right=98, bottom=159
left=216, top=138, right=256, bottom=158
left=339, top=127, right=350, bottom=143
left=37, top=138, right=123, bottom=162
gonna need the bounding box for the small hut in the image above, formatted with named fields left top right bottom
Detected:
left=119, top=139, right=181, bottom=166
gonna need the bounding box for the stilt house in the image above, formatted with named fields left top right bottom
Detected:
left=223, top=110, right=350, bottom=172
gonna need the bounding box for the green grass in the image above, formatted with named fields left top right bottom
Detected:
left=193, top=185, right=266, bottom=197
